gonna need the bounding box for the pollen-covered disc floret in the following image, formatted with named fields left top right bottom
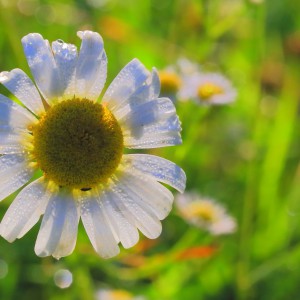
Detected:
left=32, top=98, right=123, bottom=189
left=197, top=82, right=223, bottom=100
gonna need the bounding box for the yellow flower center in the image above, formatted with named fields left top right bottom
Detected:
left=31, top=98, right=123, bottom=190
left=197, top=82, right=223, bottom=100
left=159, top=71, right=181, bottom=95
left=187, top=202, right=217, bottom=222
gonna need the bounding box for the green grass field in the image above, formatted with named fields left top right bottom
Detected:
left=1, top=0, right=300, bottom=299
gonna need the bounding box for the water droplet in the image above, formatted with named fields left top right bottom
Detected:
left=54, top=269, right=73, bottom=288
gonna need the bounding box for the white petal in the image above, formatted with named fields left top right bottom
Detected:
left=118, top=171, right=174, bottom=220
left=0, top=69, right=44, bottom=115
left=0, top=154, right=34, bottom=201
left=0, top=127, right=24, bottom=154
left=0, top=94, right=36, bottom=128
left=110, top=174, right=162, bottom=239
left=123, top=112, right=182, bottom=149
left=22, top=33, right=62, bottom=104
left=102, top=58, right=150, bottom=111
left=100, top=189, right=139, bottom=249
left=75, top=31, right=107, bottom=100
left=52, top=40, right=78, bottom=99
left=122, top=154, right=186, bottom=193
left=1, top=177, right=51, bottom=242
left=112, top=68, right=161, bottom=118
left=80, top=191, right=120, bottom=258
left=148, top=68, right=160, bottom=99
left=118, top=97, right=176, bottom=127
left=35, top=191, right=80, bottom=259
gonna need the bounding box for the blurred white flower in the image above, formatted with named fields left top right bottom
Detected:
left=179, top=73, right=236, bottom=105
left=158, top=58, right=200, bottom=102
left=0, top=31, right=186, bottom=259
left=158, top=70, right=181, bottom=101
left=96, top=289, right=145, bottom=300
left=175, top=192, right=236, bottom=235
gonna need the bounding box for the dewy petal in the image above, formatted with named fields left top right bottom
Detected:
left=75, top=31, right=107, bottom=100
left=118, top=97, right=176, bottom=128
left=0, top=154, right=34, bottom=201
left=0, top=94, right=35, bottom=154
left=122, top=154, right=186, bottom=193
left=117, top=170, right=174, bottom=220
left=117, top=96, right=182, bottom=149
left=1, top=177, right=51, bottom=242
left=100, top=189, right=139, bottom=249
left=80, top=191, right=120, bottom=258
left=35, top=191, right=80, bottom=259
left=0, top=69, right=44, bottom=115
left=22, top=33, right=63, bottom=104
left=112, top=68, right=161, bottom=118
left=0, top=94, right=36, bottom=128
left=0, top=127, right=26, bottom=154
left=110, top=174, right=162, bottom=239
left=52, top=40, right=78, bottom=99
left=129, top=67, right=160, bottom=102
left=102, top=58, right=150, bottom=111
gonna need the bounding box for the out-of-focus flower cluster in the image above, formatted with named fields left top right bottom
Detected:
left=159, top=59, right=236, bottom=105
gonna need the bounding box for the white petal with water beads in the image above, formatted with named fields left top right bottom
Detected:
left=122, top=154, right=186, bottom=193
left=35, top=191, right=80, bottom=259
left=52, top=41, right=78, bottom=99
left=0, top=69, right=44, bottom=114
left=103, top=58, right=150, bottom=111
left=80, top=191, right=120, bottom=258
left=75, top=31, right=107, bottom=100
left=1, top=177, right=51, bottom=242
left=22, top=33, right=62, bottom=104
left=0, top=154, right=34, bottom=201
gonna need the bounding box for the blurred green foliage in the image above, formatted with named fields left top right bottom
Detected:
left=1, top=0, right=300, bottom=299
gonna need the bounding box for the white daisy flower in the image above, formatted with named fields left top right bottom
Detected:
left=96, top=288, right=145, bottom=300
left=175, top=192, right=236, bottom=235
left=0, top=31, right=186, bottom=259
left=158, top=58, right=200, bottom=102
left=158, top=69, right=181, bottom=102
left=179, top=72, right=236, bottom=105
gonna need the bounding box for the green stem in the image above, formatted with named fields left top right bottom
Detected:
left=235, top=3, right=266, bottom=300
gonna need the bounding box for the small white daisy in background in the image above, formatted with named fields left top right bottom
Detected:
left=159, top=59, right=236, bottom=105
left=176, top=57, right=201, bottom=76
left=95, top=288, right=145, bottom=300
left=158, top=69, right=182, bottom=102
left=158, top=58, right=200, bottom=102
left=0, top=31, right=186, bottom=259
left=179, top=72, right=237, bottom=105
left=175, top=192, right=236, bottom=235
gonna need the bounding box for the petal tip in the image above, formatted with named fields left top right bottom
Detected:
left=21, top=33, right=43, bottom=44
left=0, top=71, right=9, bottom=82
